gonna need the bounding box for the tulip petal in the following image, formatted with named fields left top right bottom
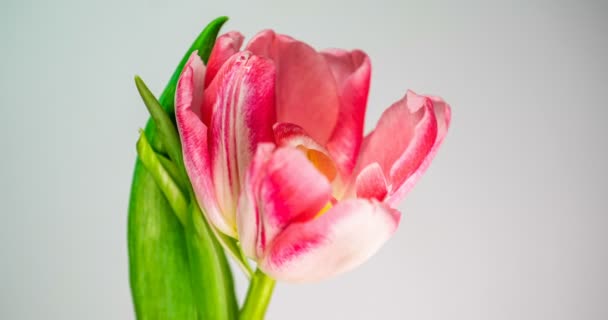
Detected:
left=209, top=52, right=276, bottom=228
left=273, top=122, right=326, bottom=152
left=385, top=95, right=451, bottom=206
left=205, top=31, right=244, bottom=86
left=175, top=52, right=235, bottom=236
left=260, top=199, right=400, bottom=282
left=257, top=147, right=333, bottom=252
left=322, top=49, right=371, bottom=176
left=246, top=30, right=340, bottom=144
left=355, top=162, right=389, bottom=201
left=199, top=33, right=245, bottom=127
left=237, top=143, right=275, bottom=258
left=354, top=90, right=441, bottom=206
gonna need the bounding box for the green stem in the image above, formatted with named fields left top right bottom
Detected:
left=239, top=269, right=276, bottom=320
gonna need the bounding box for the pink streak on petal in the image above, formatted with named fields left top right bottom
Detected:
left=246, top=30, right=340, bottom=144
left=260, top=199, right=400, bottom=283
left=258, top=147, right=332, bottom=249
left=175, top=52, right=235, bottom=236
left=355, top=162, right=389, bottom=201
left=209, top=52, right=277, bottom=229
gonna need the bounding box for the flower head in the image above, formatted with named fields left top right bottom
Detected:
left=176, top=30, right=450, bottom=282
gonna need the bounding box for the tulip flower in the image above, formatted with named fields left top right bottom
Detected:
left=175, top=30, right=451, bottom=283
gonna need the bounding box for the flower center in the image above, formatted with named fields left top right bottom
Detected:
left=296, top=145, right=337, bottom=182
left=295, top=145, right=338, bottom=219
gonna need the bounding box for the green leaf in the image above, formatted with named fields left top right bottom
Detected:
left=134, top=76, right=185, bottom=178
left=213, top=228, right=254, bottom=279
left=186, top=202, right=239, bottom=320
left=157, top=153, right=188, bottom=193
left=128, top=16, right=237, bottom=320
left=158, top=16, right=228, bottom=113
left=136, top=130, right=189, bottom=224
left=129, top=162, right=197, bottom=319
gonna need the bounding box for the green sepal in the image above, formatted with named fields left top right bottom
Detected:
left=128, top=16, right=237, bottom=320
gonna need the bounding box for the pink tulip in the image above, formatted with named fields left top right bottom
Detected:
left=176, top=30, right=451, bottom=282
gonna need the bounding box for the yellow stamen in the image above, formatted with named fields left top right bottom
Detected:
left=315, top=202, right=333, bottom=219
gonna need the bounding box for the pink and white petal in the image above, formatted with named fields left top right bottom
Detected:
left=354, top=90, right=438, bottom=206
left=201, top=51, right=237, bottom=126
left=176, top=52, right=205, bottom=121
left=175, top=52, right=235, bottom=236
left=205, top=31, right=244, bottom=87
left=237, top=143, right=275, bottom=259
left=246, top=30, right=340, bottom=144
left=258, top=147, right=333, bottom=251
left=209, top=52, right=277, bottom=226
left=259, top=199, right=401, bottom=283
left=323, top=49, right=371, bottom=177
left=385, top=95, right=451, bottom=206
left=355, top=162, right=389, bottom=201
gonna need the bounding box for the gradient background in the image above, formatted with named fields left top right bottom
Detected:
left=2, top=0, right=607, bottom=319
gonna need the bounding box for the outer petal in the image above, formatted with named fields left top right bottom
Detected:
left=323, top=49, right=371, bottom=177
left=353, top=90, right=440, bottom=206
left=209, top=52, right=277, bottom=229
left=200, top=33, right=245, bottom=126
left=260, top=199, right=400, bottom=282
left=175, top=52, right=234, bottom=236
left=246, top=30, right=340, bottom=144
left=205, top=31, right=244, bottom=86
left=385, top=95, right=451, bottom=206
left=237, top=143, right=275, bottom=258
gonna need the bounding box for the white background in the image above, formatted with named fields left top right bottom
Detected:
left=2, top=0, right=607, bottom=319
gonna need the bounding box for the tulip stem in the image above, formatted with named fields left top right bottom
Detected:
left=239, top=269, right=276, bottom=320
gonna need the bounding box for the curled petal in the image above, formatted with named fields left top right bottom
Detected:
left=209, top=52, right=277, bottom=229
left=273, top=122, right=325, bottom=151
left=246, top=30, right=340, bottom=144
left=385, top=95, right=451, bottom=206
left=260, top=199, right=400, bottom=282
left=323, top=49, right=371, bottom=177
left=175, top=52, right=234, bottom=236
left=355, top=90, right=442, bottom=206
left=273, top=123, right=338, bottom=182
